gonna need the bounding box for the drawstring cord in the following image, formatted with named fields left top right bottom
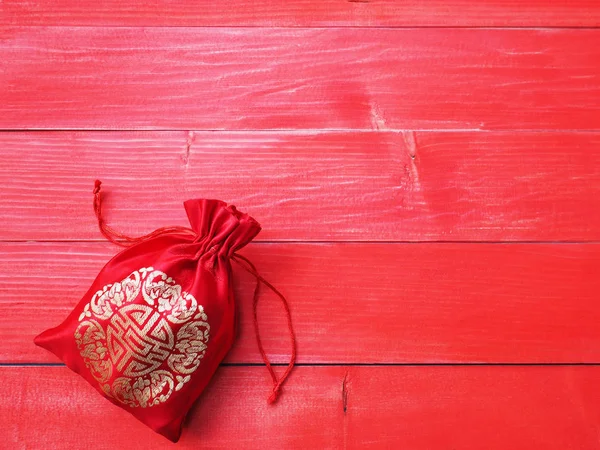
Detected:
left=93, top=180, right=196, bottom=246
left=231, top=253, right=297, bottom=404
left=93, top=180, right=296, bottom=403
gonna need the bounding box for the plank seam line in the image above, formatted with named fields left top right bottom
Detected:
left=2, top=128, right=600, bottom=133
left=3, top=240, right=600, bottom=245
left=2, top=25, right=600, bottom=30
left=5, top=362, right=600, bottom=367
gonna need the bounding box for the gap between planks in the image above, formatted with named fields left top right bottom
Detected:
left=6, top=362, right=600, bottom=367
left=3, top=240, right=600, bottom=244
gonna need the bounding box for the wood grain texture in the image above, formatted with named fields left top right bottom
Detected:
left=2, top=28, right=600, bottom=131
left=4, top=242, right=600, bottom=364
left=345, top=365, right=600, bottom=449
left=0, top=366, right=344, bottom=449
left=2, top=0, right=599, bottom=27
left=3, top=365, right=600, bottom=449
left=2, top=131, right=600, bottom=242
left=3, top=0, right=600, bottom=446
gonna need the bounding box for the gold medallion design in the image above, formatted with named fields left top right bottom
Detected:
left=75, top=267, right=210, bottom=408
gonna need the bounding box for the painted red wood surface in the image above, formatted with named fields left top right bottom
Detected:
left=2, top=131, right=600, bottom=242
left=2, top=28, right=600, bottom=131
left=2, top=1, right=600, bottom=447
left=2, top=366, right=600, bottom=449
left=345, top=365, right=600, bottom=449
left=3, top=0, right=600, bottom=27
left=2, top=242, right=599, bottom=364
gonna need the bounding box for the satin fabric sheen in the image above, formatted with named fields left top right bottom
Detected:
left=34, top=199, right=261, bottom=442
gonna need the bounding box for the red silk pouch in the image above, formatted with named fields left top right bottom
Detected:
left=34, top=181, right=296, bottom=442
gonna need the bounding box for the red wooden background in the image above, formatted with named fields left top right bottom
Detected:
left=1, top=2, right=600, bottom=449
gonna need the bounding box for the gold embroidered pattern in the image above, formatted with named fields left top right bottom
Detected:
left=75, top=267, right=210, bottom=408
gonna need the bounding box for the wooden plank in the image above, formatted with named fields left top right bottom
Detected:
left=2, top=131, right=600, bottom=242
left=345, top=366, right=600, bottom=449
left=2, top=28, right=600, bottom=131
left=3, top=365, right=600, bottom=449
left=0, top=365, right=345, bottom=449
left=3, top=242, right=600, bottom=364
left=2, top=0, right=599, bottom=27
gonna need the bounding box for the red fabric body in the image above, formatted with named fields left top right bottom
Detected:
left=34, top=199, right=261, bottom=442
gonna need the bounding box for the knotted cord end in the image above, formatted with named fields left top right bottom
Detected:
left=91, top=179, right=196, bottom=247
left=93, top=179, right=102, bottom=195
left=231, top=254, right=296, bottom=406
left=267, top=385, right=282, bottom=405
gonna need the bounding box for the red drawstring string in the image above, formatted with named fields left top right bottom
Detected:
left=231, top=254, right=297, bottom=404
left=92, top=180, right=296, bottom=403
left=93, top=180, right=196, bottom=247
